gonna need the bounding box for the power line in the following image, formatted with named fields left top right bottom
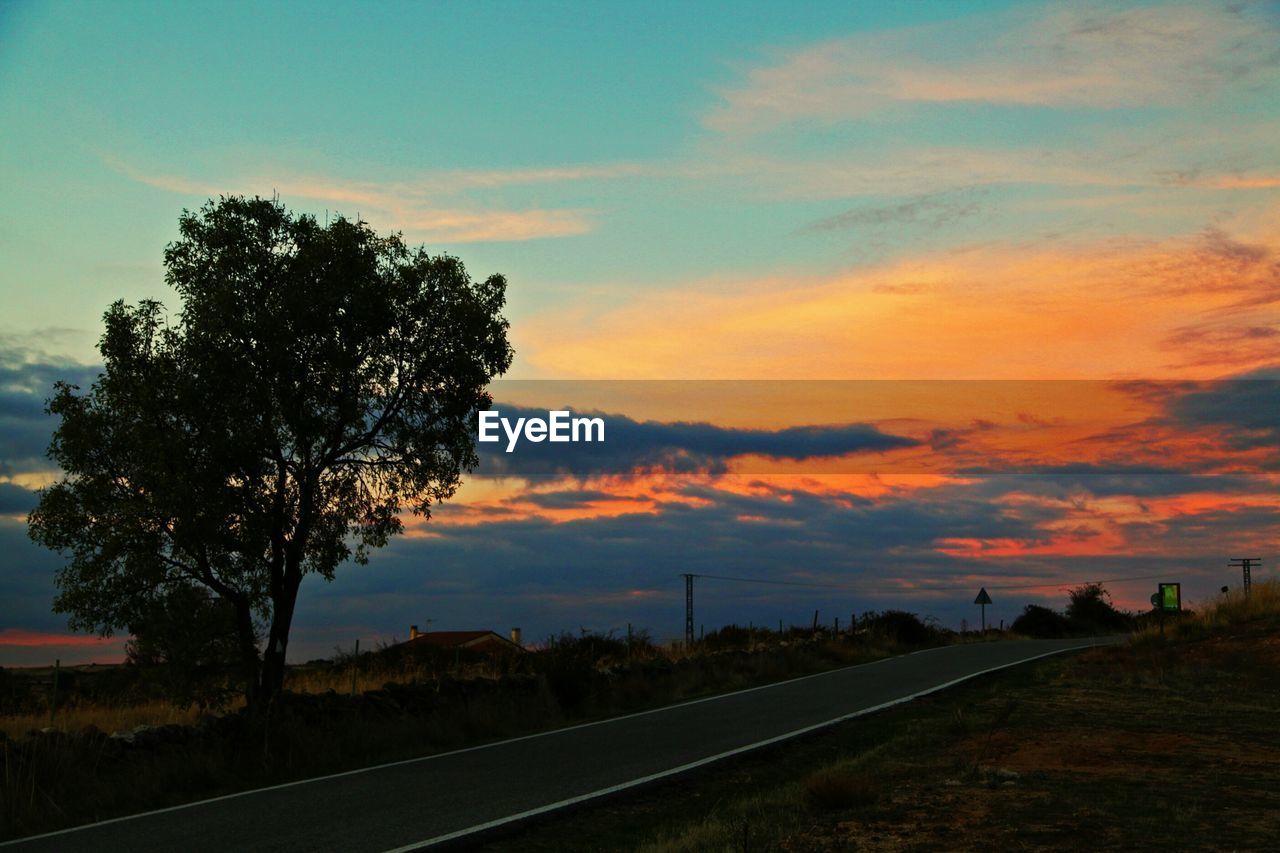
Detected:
left=683, top=570, right=1184, bottom=595
left=949, top=572, right=1174, bottom=593
left=688, top=573, right=838, bottom=588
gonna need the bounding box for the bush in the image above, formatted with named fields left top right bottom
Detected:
left=536, top=631, right=642, bottom=712
left=701, top=624, right=764, bottom=650
left=859, top=610, right=939, bottom=646
left=1011, top=604, right=1073, bottom=638
left=1066, top=584, right=1135, bottom=634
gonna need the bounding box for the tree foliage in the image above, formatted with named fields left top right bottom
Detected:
left=28, top=196, right=513, bottom=705
left=1065, top=583, right=1134, bottom=633
left=125, top=583, right=248, bottom=709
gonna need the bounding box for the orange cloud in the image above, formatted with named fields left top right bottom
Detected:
left=519, top=215, right=1280, bottom=380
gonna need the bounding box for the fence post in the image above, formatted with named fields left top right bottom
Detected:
left=350, top=639, right=359, bottom=696
left=49, top=658, right=61, bottom=727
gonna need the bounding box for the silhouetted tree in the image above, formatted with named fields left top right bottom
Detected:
left=1065, top=583, right=1133, bottom=633
left=28, top=196, right=512, bottom=707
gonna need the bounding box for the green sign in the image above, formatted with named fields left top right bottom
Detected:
left=1158, top=582, right=1181, bottom=612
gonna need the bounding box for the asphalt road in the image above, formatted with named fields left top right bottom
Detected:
left=4, top=637, right=1111, bottom=852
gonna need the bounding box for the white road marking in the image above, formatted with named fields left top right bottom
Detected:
left=382, top=641, right=1103, bottom=851
left=1, top=639, right=1106, bottom=850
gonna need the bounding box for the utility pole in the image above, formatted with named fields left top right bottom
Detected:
left=1229, top=558, right=1260, bottom=595
left=682, top=573, right=695, bottom=647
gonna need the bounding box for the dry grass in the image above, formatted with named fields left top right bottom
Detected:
left=283, top=661, right=435, bottom=696
left=0, top=701, right=212, bottom=741
left=0, top=652, right=500, bottom=741
left=803, top=768, right=879, bottom=812
left=1132, top=577, right=1280, bottom=644
left=1195, top=576, right=1280, bottom=626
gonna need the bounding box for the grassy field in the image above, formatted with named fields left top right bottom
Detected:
left=473, top=581, right=1280, bottom=851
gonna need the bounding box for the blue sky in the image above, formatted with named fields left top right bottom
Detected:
left=6, top=0, right=1275, bottom=363
left=1, top=0, right=1278, bottom=663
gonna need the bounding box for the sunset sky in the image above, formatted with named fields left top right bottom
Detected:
left=1, top=0, right=1277, bottom=665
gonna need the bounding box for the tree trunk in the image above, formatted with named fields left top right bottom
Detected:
left=257, top=570, right=302, bottom=705
left=233, top=601, right=261, bottom=708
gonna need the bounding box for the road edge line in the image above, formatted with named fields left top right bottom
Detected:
left=384, top=640, right=1104, bottom=851
left=2, top=639, right=1067, bottom=848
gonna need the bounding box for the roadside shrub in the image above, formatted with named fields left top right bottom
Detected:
left=701, top=624, right=755, bottom=650
left=859, top=610, right=938, bottom=646
left=540, top=631, right=633, bottom=666
left=1011, top=604, right=1073, bottom=638
left=536, top=631, right=635, bottom=712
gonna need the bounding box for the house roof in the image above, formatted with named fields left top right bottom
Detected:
left=403, top=630, right=524, bottom=652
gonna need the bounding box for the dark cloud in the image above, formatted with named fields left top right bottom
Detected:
left=954, top=464, right=1261, bottom=499
left=475, top=404, right=919, bottom=478
left=1200, top=226, right=1270, bottom=265
left=0, top=356, right=101, bottom=474
left=298, top=483, right=1047, bottom=646
left=0, top=482, right=38, bottom=515
left=1163, top=322, right=1278, bottom=367
left=0, top=359, right=101, bottom=396
left=285, top=470, right=1276, bottom=655
left=523, top=489, right=653, bottom=510
left=0, top=392, right=55, bottom=472
left=0, top=519, right=71, bottom=633
left=803, top=190, right=982, bottom=234
left=5, top=368, right=1277, bottom=663
left=1166, top=367, right=1280, bottom=452
left=9, top=462, right=1277, bottom=663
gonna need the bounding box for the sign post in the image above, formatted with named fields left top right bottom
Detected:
left=1152, top=583, right=1181, bottom=637
left=974, top=587, right=992, bottom=633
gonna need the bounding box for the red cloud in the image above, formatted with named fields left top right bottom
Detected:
left=0, top=629, right=119, bottom=648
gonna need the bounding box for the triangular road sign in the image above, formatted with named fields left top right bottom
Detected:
left=974, top=587, right=992, bottom=605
